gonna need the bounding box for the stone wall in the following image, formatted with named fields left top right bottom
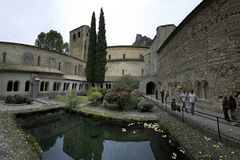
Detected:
left=105, top=46, right=149, bottom=79
left=106, top=46, right=149, bottom=60
left=106, top=61, right=145, bottom=77
left=69, top=25, right=90, bottom=61
left=0, top=42, right=86, bottom=77
left=0, top=42, right=87, bottom=97
left=155, top=0, right=240, bottom=111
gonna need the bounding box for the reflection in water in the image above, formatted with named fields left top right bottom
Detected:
left=17, top=111, right=190, bottom=160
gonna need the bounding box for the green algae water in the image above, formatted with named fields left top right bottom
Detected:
left=16, top=111, right=191, bottom=160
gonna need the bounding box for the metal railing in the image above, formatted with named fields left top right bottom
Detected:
left=147, top=95, right=240, bottom=143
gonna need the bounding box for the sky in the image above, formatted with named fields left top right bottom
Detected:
left=0, top=0, right=202, bottom=46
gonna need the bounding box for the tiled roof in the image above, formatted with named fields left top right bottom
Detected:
left=63, top=75, right=86, bottom=81
left=0, top=63, right=63, bottom=74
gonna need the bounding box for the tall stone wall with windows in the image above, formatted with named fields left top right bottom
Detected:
left=105, top=46, right=149, bottom=81
left=156, top=0, right=240, bottom=111
left=0, top=42, right=87, bottom=97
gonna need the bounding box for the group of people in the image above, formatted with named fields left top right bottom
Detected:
left=156, top=89, right=238, bottom=121
left=222, top=95, right=237, bottom=122
left=171, top=90, right=197, bottom=116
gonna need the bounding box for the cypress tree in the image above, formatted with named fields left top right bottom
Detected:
left=86, top=12, right=97, bottom=85
left=95, top=8, right=107, bottom=84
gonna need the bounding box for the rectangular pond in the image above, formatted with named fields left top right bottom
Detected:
left=16, top=111, right=191, bottom=160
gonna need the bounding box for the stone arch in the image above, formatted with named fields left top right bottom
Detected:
left=45, top=82, right=49, bottom=91
left=40, top=81, right=44, bottom=91
left=202, top=80, right=209, bottom=99
left=53, top=82, right=57, bottom=91
left=13, top=81, right=19, bottom=92
left=25, top=81, right=30, bottom=92
left=186, top=81, right=193, bottom=92
left=7, top=81, right=13, bottom=91
left=195, top=80, right=202, bottom=98
left=146, top=81, right=156, bottom=95
left=57, top=82, right=61, bottom=91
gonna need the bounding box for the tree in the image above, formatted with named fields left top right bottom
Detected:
left=113, top=75, right=140, bottom=92
left=35, top=30, right=69, bottom=54
left=86, top=12, right=97, bottom=85
left=95, top=8, right=107, bottom=84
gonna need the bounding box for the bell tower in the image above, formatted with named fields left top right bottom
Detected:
left=69, top=25, right=90, bottom=61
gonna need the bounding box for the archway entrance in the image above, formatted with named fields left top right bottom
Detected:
left=146, top=82, right=155, bottom=95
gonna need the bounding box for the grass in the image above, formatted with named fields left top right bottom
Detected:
left=54, top=95, right=89, bottom=105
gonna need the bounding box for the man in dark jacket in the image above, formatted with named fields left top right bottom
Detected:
left=229, top=95, right=237, bottom=120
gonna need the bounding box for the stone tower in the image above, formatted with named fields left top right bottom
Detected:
left=69, top=25, right=90, bottom=61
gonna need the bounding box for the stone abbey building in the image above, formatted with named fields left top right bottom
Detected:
left=0, top=0, right=240, bottom=112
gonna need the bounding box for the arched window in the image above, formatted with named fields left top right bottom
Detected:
left=202, top=81, right=209, bottom=99
left=79, top=83, right=82, bottom=90
left=63, top=83, right=66, bottom=91
left=7, top=81, right=13, bottom=91
left=40, top=81, right=44, bottom=91
left=53, top=82, right=57, bottom=91
left=25, top=81, right=30, bottom=92
left=195, top=81, right=202, bottom=99
left=66, top=83, right=70, bottom=90
left=45, top=82, right=49, bottom=91
left=57, top=82, right=61, bottom=91
left=13, top=81, right=19, bottom=92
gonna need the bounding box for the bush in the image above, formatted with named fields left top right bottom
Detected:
left=104, top=89, right=130, bottom=108
left=23, top=95, right=33, bottom=104
left=68, top=91, right=79, bottom=108
left=87, top=87, right=98, bottom=96
left=124, top=95, right=140, bottom=110
left=14, top=94, right=24, bottom=104
left=88, top=91, right=103, bottom=106
left=137, top=99, right=154, bottom=112
left=113, top=75, right=139, bottom=92
left=5, top=95, right=14, bottom=104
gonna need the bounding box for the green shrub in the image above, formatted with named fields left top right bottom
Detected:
left=5, top=95, right=14, bottom=104
left=14, top=94, right=24, bottom=104
left=23, top=95, right=33, bottom=104
left=104, top=89, right=130, bottom=108
left=124, top=95, right=140, bottom=110
left=68, top=91, right=79, bottom=108
left=87, top=87, right=98, bottom=97
left=137, top=99, right=154, bottom=112
left=88, top=91, right=102, bottom=106
left=113, top=75, right=139, bottom=92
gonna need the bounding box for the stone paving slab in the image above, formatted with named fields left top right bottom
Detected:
left=0, top=98, right=66, bottom=114
left=145, top=95, right=240, bottom=144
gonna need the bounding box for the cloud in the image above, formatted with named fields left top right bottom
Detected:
left=0, top=0, right=202, bottom=46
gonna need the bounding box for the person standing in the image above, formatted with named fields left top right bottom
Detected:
left=188, top=90, right=197, bottom=116
left=165, top=91, right=169, bottom=103
left=222, top=96, right=231, bottom=122
left=229, top=95, right=237, bottom=120
left=155, top=90, right=158, bottom=100
left=180, top=90, right=188, bottom=112
left=160, top=90, right=165, bottom=103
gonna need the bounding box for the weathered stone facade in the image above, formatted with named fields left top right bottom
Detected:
left=105, top=46, right=149, bottom=81
left=141, top=0, right=240, bottom=111
left=0, top=42, right=87, bottom=97
left=69, top=25, right=90, bottom=61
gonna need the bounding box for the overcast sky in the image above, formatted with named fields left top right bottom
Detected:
left=0, top=0, right=202, bottom=46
